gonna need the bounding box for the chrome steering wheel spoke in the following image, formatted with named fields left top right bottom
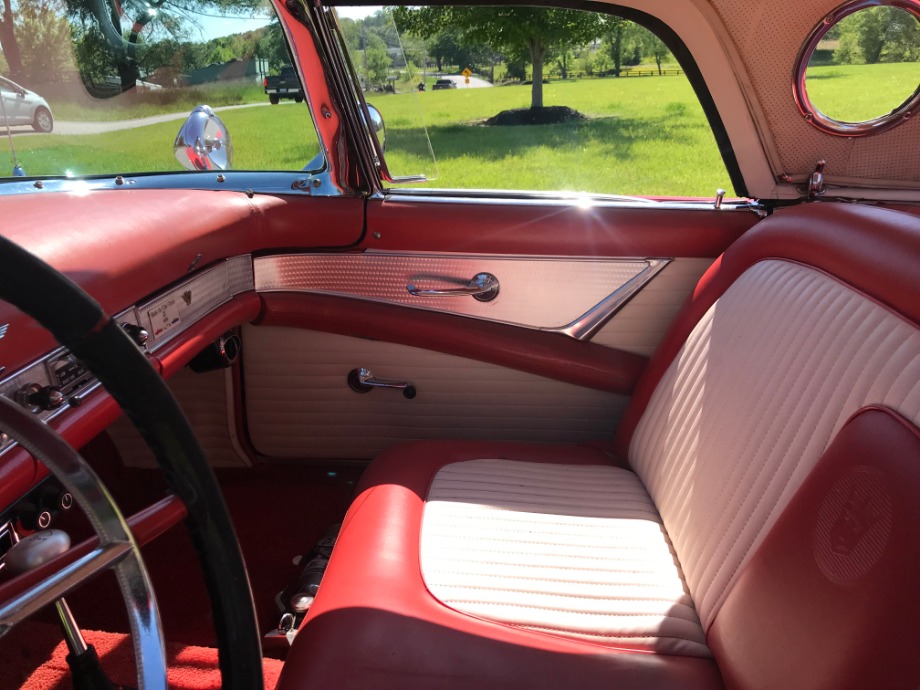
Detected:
left=0, top=395, right=167, bottom=690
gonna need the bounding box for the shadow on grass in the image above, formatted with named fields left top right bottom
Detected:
left=388, top=114, right=699, bottom=164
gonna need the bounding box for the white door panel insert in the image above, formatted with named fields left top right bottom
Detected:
left=243, top=327, right=627, bottom=460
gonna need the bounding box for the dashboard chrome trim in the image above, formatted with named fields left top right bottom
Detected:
left=0, top=256, right=253, bottom=459
left=0, top=308, right=140, bottom=458
left=137, top=256, right=253, bottom=351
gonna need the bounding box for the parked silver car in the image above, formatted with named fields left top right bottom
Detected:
left=0, top=76, right=53, bottom=133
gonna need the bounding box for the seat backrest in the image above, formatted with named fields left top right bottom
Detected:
left=615, top=203, right=920, bottom=689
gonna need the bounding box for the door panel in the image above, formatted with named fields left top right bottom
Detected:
left=242, top=327, right=627, bottom=460
left=591, top=258, right=714, bottom=355
left=239, top=199, right=759, bottom=462
left=254, top=252, right=665, bottom=335
left=362, top=198, right=758, bottom=256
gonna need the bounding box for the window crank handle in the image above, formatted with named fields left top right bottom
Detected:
left=348, top=368, right=417, bottom=399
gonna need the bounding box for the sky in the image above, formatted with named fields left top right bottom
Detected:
left=202, top=4, right=382, bottom=40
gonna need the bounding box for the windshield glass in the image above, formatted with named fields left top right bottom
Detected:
left=0, top=0, right=323, bottom=179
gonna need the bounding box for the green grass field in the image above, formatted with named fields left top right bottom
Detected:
left=804, top=63, right=919, bottom=122
left=5, top=62, right=917, bottom=197
left=377, top=75, right=730, bottom=195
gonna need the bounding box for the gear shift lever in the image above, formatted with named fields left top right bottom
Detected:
left=5, top=529, right=89, bottom=656
left=5, top=530, right=126, bottom=690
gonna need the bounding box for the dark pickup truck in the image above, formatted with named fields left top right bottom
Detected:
left=264, top=66, right=304, bottom=105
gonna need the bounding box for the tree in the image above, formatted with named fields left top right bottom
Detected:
left=64, top=0, right=263, bottom=92
left=638, top=27, right=671, bottom=75
left=393, top=6, right=602, bottom=109
left=0, top=0, right=23, bottom=78
left=4, top=0, right=73, bottom=84
left=359, top=33, right=390, bottom=88
left=602, top=17, right=648, bottom=76
left=833, top=6, right=920, bottom=64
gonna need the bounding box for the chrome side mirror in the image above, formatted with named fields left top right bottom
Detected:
left=174, top=105, right=233, bottom=171
left=366, top=103, right=385, bottom=152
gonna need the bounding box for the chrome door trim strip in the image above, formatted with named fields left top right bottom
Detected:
left=254, top=252, right=670, bottom=338
left=549, top=259, right=671, bottom=340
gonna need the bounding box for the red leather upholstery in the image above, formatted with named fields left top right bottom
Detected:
left=709, top=407, right=920, bottom=690
left=277, top=441, right=723, bottom=690
left=279, top=204, right=920, bottom=689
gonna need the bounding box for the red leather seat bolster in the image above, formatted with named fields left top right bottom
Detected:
left=615, top=203, right=920, bottom=459
left=709, top=407, right=920, bottom=690
left=277, top=440, right=723, bottom=690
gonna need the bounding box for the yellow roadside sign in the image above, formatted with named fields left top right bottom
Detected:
left=462, top=68, right=472, bottom=77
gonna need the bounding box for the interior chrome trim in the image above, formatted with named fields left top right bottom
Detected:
left=0, top=394, right=167, bottom=689
left=255, top=253, right=657, bottom=333
left=0, top=542, right=132, bottom=632
left=793, top=0, right=920, bottom=137
left=137, top=255, right=253, bottom=351
left=0, top=308, right=140, bottom=458
left=381, top=190, right=765, bottom=213
left=550, top=259, right=672, bottom=341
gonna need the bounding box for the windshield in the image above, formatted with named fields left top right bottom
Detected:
left=0, top=0, right=323, bottom=180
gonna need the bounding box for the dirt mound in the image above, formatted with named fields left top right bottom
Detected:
left=484, top=106, right=586, bottom=126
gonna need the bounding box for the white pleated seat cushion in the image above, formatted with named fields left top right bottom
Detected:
left=419, top=459, right=710, bottom=657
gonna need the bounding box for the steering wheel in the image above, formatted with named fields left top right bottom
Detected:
left=0, top=235, right=264, bottom=689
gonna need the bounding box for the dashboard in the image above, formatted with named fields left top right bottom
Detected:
left=0, top=189, right=364, bottom=533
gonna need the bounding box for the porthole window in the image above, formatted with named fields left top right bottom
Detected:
left=794, top=0, right=920, bottom=136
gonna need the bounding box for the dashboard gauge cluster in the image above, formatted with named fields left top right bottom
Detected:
left=0, top=309, right=144, bottom=457
left=0, top=256, right=254, bottom=458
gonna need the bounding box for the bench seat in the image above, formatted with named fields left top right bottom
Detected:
left=278, top=204, right=920, bottom=690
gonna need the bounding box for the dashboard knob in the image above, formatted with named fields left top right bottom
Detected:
left=16, top=383, right=64, bottom=411
left=121, top=322, right=149, bottom=347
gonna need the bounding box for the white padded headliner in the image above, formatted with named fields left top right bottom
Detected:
left=420, top=459, right=710, bottom=657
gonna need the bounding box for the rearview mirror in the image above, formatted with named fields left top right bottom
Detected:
left=174, top=105, right=233, bottom=171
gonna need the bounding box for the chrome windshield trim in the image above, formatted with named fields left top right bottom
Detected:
left=0, top=171, right=345, bottom=197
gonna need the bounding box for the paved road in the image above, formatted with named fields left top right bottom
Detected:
left=6, top=100, right=290, bottom=137
left=5, top=79, right=493, bottom=138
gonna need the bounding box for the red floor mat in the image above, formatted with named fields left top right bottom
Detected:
left=49, top=454, right=362, bottom=648
left=0, top=622, right=284, bottom=689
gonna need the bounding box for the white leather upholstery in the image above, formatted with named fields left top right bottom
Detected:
left=631, top=259, right=920, bottom=628
left=420, top=459, right=710, bottom=657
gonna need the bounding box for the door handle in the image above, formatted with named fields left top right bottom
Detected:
left=347, top=368, right=417, bottom=399
left=406, top=272, right=499, bottom=302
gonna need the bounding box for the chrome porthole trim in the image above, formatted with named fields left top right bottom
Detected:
left=793, top=0, right=920, bottom=137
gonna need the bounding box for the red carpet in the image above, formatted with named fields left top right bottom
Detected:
left=0, top=622, right=283, bottom=689
left=47, top=441, right=363, bottom=648
left=0, top=437, right=364, bottom=685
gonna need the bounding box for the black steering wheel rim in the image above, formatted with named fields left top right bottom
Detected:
left=0, top=235, right=264, bottom=689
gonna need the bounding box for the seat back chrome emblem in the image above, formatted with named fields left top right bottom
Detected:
left=0, top=324, right=8, bottom=339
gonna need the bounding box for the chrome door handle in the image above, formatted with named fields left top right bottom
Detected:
left=347, top=368, right=417, bottom=399
left=406, top=272, right=499, bottom=302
